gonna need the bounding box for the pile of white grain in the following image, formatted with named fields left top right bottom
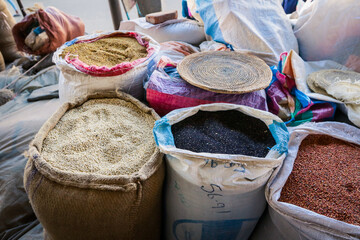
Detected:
left=41, top=98, right=156, bottom=175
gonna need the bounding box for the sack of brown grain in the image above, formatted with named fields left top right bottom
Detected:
left=53, top=31, right=160, bottom=102
left=24, top=91, right=164, bottom=240
left=251, top=122, right=360, bottom=240
left=0, top=0, right=23, bottom=62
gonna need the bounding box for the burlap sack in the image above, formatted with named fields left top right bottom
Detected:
left=0, top=0, right=23, bottom=62
left=13, top=7, right=85, bottom=56
left=24, top=91, right=164, bottom=240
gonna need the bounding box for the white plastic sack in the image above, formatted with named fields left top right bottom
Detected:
left=252, top=122, right=360, bottom=240
left=153, top=103, right=289, bottom=240
left=294, top=0, right=360, bottom=70
left=0, top=66, right=60, bottom=237
left=199, top=41, right=229, bottom=52
left=53, top=31, right=160, bottom=103
left=192, top=0, right=298, bottom=65
left=119, top=18, right=206, bottom=46
left=282, top=50, right=360, bottom=127
left=156, top=41, right=199, bottom=64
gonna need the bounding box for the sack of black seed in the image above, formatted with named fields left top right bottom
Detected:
left=153, top=103, right=289, bottom=240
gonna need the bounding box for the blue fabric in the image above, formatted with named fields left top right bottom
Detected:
left=268, top=120, right=289, bottom=154
left=182, top=0, right=190, bottom=18
left=292, top=88, right=311, bottom=108
left=282, top=0, right=298, bottom=14
left=33, top=27, right=45, bottom=35
left=6, top=0, right=18, bottom=12
left=64, top=38, right=78, bottom=47
left=267, top=66, right=279, bottom=89
left=164, top=67, right=180, bottom=78
left=195, top=0, right=227, bottom=46
left=153, top=117, right=175, bottom=147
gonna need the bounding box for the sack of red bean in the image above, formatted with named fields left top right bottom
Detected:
left=153, top=103, right=289, bottom=240
left=251, top=122, right=360, bottom=240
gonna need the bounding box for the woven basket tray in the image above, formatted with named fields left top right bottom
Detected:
left=177, top=51, right=272, bottom=94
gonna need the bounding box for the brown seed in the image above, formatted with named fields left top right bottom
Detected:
left=60, top=36, right=148, bottom=67
left=279, top=134, right=360, bottom=226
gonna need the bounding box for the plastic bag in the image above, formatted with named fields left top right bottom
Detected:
left=266, top=51, right=338, bottom=126
left=53, top=31, right=160, bottom=102
left=192, top=0, right=298, bottom=65
left=280, top=50, right=360, bottom=127
left=153, top=103, right=289, bottom=240
left=294, top=0, right=360, bottom=70
left=251, top=122, right=360, bottom=240
left=0, top=66, right=60, bottom=237
left=199, top=41, right=230, bottom=52
left=146, top=43, right=268, bottom=116
left=12, top=7, right=85, bottom=56
left=119, top=17, right=205, bottom=46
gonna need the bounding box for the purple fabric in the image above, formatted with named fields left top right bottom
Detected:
left=147, top=68, right=268, bottom=111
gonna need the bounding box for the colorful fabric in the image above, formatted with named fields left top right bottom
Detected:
left=266, top=53, right=337, bottom=126
left=182, top=0, right=194, bottom=19
left=63, top=32, right=156, bottom=77
left=146, top=57, right=268, bottom=116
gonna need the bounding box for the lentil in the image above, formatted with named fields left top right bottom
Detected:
left=41, top=98, right=156, bottom=175
left=172, top=110, right=275, bottom=157
left=279, top=134, right=360, bottom=226
left=60, top=36, right=148, bottom=67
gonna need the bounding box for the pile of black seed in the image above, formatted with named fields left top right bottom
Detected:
left=172, top=110, right=276, bottom=157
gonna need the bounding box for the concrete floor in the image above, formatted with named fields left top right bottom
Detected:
left=7, top=0, right=182, bottom=33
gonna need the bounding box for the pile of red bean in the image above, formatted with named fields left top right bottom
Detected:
left=279, top=134, right=360, bottom=226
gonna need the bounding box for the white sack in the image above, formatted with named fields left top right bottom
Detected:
left=252, top=122, right=360, bottom=240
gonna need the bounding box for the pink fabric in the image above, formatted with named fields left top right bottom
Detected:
left=147, top=88, right=217, bottom=116
left=64, top=32, right=155, bottom=77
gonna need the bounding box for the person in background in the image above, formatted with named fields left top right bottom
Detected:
left=6, top=0, right=19, bottom=16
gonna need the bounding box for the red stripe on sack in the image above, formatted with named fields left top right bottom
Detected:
left=64, top=32, right=155, bottom=77
left=147, top=89, right=217, bottom=116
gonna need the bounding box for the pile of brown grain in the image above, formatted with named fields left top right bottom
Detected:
left=60, top=36, right=148, bottom=67
left=279, top=134, right=360, bottom=226
left=41, top=98, right=156, bottom=175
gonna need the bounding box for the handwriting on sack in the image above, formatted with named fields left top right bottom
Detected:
left=203, top=159, right=245, bottom=173
left=174, top=180, right=190, bottom=207
left=200, top=183, right=231, bottom=214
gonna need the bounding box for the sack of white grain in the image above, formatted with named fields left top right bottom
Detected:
left=53, top=31, right=160, bottom=102
left=24, top=91, right=164, bottom=240
left=153, top=103, right=289, bottom=240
